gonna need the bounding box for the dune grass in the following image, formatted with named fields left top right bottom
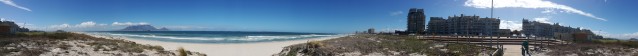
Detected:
left=592, top=39, right=638, bottom=48
left=178, top=47, right=187, bottom=56
left=14, top=31, right=166, bottom=53
left=279, top=34, right=495, bottom=56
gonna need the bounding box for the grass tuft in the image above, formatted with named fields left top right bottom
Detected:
left=178, top=47, right=187, bottom=56
left=307, top=41, right=324, bottom=48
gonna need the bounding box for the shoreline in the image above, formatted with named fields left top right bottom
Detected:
left=81, top=32, right=349, bottom=56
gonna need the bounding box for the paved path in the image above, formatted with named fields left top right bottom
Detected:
left=503, top=45, right=523, bottom=56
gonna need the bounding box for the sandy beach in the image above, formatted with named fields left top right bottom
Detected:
left=85, top=33, right=347, bottom=56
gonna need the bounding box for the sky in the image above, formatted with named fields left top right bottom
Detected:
left=0, top=0, right=637, bottom=39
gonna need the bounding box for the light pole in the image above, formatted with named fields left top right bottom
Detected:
left=490, top=0, right=500, bottom=49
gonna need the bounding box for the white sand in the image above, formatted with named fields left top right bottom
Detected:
left=84, top=33, right=347, bottom=56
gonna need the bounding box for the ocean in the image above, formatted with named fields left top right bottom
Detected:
left=85, top=31, right=346, bottom=43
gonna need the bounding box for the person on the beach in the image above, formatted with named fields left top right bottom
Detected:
left=521, top=41, right=531, bottom=56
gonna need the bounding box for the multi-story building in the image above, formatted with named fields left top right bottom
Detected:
left=497, top=29, right=512, bottom=36
left=426, top=17, right=447, bottom=35
left=406, top=8, right=426, bottom=34
left=522, top=19, right=597, bottom=38
left=0, top=21, right=28, bottom=34
left=367, top=28, right=375, bottom=34
left=427, top=14, right=501, bottom=36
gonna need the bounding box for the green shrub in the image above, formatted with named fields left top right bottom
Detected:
left=621, top=41, right=638, bottom=48
left=307, top=41, right=324, bottom=48
left=47, top=32, right=73, bottom=39
left=145, top=45, right=164, bottom=50
left=285, top=47, right=300, bottom=56
left=592, top=39, right=638, bottom=48
left=16, top=32, right=46, bottom=37
left=122, top=47, right=145, bottom=53
left=16, top=32, right=28, bottom=37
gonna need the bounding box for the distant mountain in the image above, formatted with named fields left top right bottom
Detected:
left=119, top=25, right=169, bottom=31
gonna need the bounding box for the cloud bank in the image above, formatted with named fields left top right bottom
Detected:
left=594, top=31, right=638, bottom=40
left=533, top=17, right=551, bottom=24
left=76, top=21, right=96, bottom=28
left=499, top=17, right=556, bottom=31
left=49, top=21, right=149, bottom=30
left=49, top=21, right=104, bottom=29
left=499, top=20, right=522, bottom=31
left=1, top=0, right=31, bottom=11
left=464, top=0, right=606, bottom=21
left=49, top=24, right=71, bottom=29
left=112, top=22, right=149, bottom=26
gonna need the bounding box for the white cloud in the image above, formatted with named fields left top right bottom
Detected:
left=76, top=21, right=96, bottom=28
left=594, top=31, right=638, bottom=39
left=464, top=0, right=607, bottom=21
left=1, top=0, right=31, bottom=11
left=541, top=9, right=558, bottom=14
left=627, top=32, right=638, bottom=38
left=48, top=21, right=113, bottom=30
left=533, top=17, right=551, bottom=24
left=0, top=18, right=14, bottom=21
left=46, top=21, right=152, bottom=31
left=98, top=24, right=107, bottom=26
left=112, top=22, right=149, bottom=26
left=390, top=11, right=403, bottom=16
left=49, top=24, right=71, bottom=30
left=138, top=22, right=148, bottom=25
left=499, top=20, right=522, bottom=31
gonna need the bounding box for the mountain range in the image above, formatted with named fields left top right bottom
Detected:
left=119, top=25, right=169, bottom=31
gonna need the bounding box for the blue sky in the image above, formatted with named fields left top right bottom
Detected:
left=1, top=0, right=637, bottom=39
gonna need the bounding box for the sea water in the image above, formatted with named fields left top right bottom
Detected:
left=85, top=31, right=345, bottom=43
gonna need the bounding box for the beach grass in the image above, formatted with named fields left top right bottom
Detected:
left=1, top=31, right=206, bottom=56
left=178, top=47, right=187, bottom=56
left=278, top=34, right=495, bottom=56
left=591, top=39, right=638, bottom=48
